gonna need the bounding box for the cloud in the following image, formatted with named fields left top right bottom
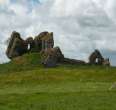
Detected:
left=104, top=0, right=116, bottom=22
left=0, top=0, right=116, bottom=65
left=0, top=0, right=9, bottom=4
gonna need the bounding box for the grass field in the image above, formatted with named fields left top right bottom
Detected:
left=0, top=53, right=116, bottom=110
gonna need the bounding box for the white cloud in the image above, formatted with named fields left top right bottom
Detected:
left=104, top=0, right=116, bottom=22
left=0, top=0, right=9, bottom=4
left=9, top=4, right=28, bottom=16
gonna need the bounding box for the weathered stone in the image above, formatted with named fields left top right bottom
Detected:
left=6, top=31, right=20, bottom=57
left=42, top=55, right=57, bottom=68
left=6, top=31, right=55, bottom=59
left=6, top=31, right=27, bottom=59
left=63, top=58, right=86, bottom=65
left=34, top=36, right=42, bottom=52
left=25, top=37, right=35, bottom=52
left=34, top=31, right=54, bottom=52
left=25, top=37, right=33, bottom=44
left=41, top=47, right=64, bottom=67
left=89, top=49, right=104, bottom=65
left=6, top=31, right=111, bottom=67
left=103, top=58, right=110, bottom=66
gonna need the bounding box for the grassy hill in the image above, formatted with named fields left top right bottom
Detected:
left=0, top=53, right=116, bottom=110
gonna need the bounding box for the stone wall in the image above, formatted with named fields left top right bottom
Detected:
left=6, top=31, right=54, bottom=59
left=6, top=31, right=110, bottom=67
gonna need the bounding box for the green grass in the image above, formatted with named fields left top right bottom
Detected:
left=0, top=53, right=116, bottom=110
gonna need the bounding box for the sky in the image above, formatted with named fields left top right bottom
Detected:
left=0, top=0, right=116, bottom=65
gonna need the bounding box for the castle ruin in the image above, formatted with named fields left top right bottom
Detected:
left=6, top=31, right=110, bottom=67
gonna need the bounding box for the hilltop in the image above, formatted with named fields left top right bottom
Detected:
left=0, top=31, right=114, bottom=109
left=0, top=53, right=116, bottom=110
left=6, top=31, right=110, bottom=68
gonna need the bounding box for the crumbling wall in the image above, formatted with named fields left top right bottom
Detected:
left=6, top=31, right=54, bottom=59
left=6, top=31, right=27, bottom=59
left=89, top=49, right=110, bottom=66
left=6, top=31, right=110, bottom=67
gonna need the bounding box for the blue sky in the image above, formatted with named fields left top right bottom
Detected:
left=0, top=0, right=116, bottom=66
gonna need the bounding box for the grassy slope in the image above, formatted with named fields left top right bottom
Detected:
left=0, top=53, right=116, bottom=110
